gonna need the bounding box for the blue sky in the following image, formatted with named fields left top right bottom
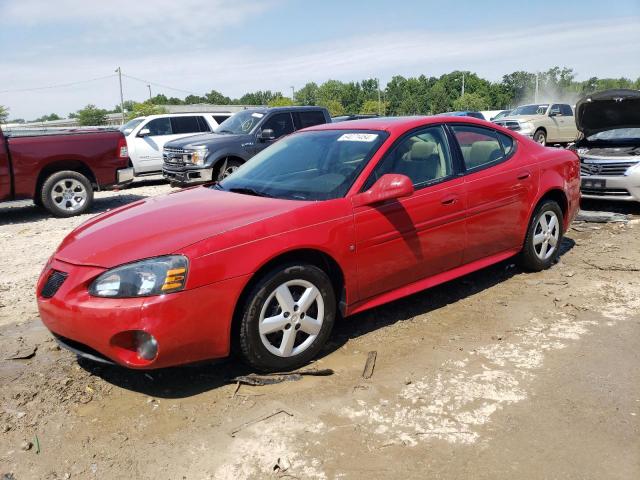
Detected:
left=1, top=0, right=639, bottom=119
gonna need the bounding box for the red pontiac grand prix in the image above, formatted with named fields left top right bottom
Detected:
left=37, top=116, right=580, bottom=371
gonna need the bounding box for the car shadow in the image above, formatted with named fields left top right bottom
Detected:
left=79, top=237, right=576, bottom=399
left=580, top=198, right=640, bottom=216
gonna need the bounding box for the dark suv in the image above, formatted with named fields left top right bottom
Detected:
left=162, top=106, right=331, bottom=186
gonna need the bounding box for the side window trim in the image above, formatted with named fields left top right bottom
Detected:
left=360, top=123, right=457, bottom=192
left=448, top=123, right=518, bottom=175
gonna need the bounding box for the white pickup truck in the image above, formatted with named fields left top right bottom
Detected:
left=120, top=113, right=231, bottom=175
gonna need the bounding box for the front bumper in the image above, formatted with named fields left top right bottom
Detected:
left=581, top=172, right=640, bottom=202
left=37, top=258, right=249, bottom=369
left=162, top=166, right=213, bottom=185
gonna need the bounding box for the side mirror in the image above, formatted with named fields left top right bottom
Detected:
left=352, top=174, right=414, bottom=208
left=258, top=129, right=275, bottom=141
left=138, top=128, right=151, bottom=137
left=549, top=111, right=559, bottom=117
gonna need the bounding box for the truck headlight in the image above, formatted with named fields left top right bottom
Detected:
left=186, top=147, right=208, bottom=166
left=89, top=255, right=188, bottom=298
left=519, top=122, right=534, bottom=133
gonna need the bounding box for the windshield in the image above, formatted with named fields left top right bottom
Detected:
left=217, top=130, right=388, bottom=201
left=587, top=128, right=640, bottom=142
left=215, top=110, right=264, bottom=134
left=493, top=110, right=511, bottom=120
left=510, top=104, right=549, bottom=116
left=119, top=118, right=144, bottom=135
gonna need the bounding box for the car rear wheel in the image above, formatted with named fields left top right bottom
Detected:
left=519, top=200, right=563, bottom=271
left=533, top=129, right=547, bottom=146
left=40, top=170, right=94, bottom=217
left=238, top=263, right=336, bottom=372
left=215, top=158, right=243, bottom=181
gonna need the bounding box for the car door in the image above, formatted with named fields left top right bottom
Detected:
left=353, top=125, right=467, bottom=300
left=449, top=124, right=536, bottom=264
left=547, top=104, right=566, bottom=142
left=252, top=112, right=295, bottom=155
left=559, top=104, right=577, bottom=142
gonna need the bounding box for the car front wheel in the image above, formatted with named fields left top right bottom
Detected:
left=520, top=200, right=564, bottom=271
left=238, top=263, right=336, bottom=372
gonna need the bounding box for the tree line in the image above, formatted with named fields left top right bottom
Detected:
left=3, top=66, right=639, bottom=125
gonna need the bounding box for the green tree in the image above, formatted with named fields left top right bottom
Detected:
left=453, top=92, right=490, bottom=111
left=126, top=101, right=168, bottom=120
left=184, top=94, right=207, bottom=104
left=361, top=99, right=387, bottom=115
left=268, top=96, right=294, bottom=107
left=318, top=99, right=345, bottom=117
left=501, top=71, right=536, bottom=104
left=76, top=104, right=108, bottom=126
left=34, top=113, right=62, bottom=122
left=429, top=81, right=451, bottom=114
left=205, top=90, right=231, bottom=105
left=295, top=82, right=319, bottom=105
left=237, top=90, right=281, bottom=105
left=0, top=105, right=9, bottom=123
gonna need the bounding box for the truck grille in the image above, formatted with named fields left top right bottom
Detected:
left=163, top=147, right=189, bottom=166
left=41, top=270, right=68, bottom=298
left=580, top=161, right=637, bottom=176
left=494, top=120, right=520, bottom=130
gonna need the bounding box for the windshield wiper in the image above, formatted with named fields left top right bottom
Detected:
left=228, top=187, right=272, bottom=198
left=217, top=129, right=234, bottom=134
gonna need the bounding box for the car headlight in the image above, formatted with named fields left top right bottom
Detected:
left=89, top=255, right=188, bottom=298
left=625, top=162, right=640, bottom=176
left=519, top=122, right=534, bottom=132
left=186, top=147, right=208, bottom=166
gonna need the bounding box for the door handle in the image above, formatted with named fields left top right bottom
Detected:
left=517, top=171, right=531, bottom=180
left=441, top=195, right=458, bottom=205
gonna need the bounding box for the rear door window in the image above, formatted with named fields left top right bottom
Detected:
left=262, top=113, right=295, bottom=138
left=451, top=125, right=507, bottom=171
left=560, top=104, right=573, bottom=116
left=171, top=116, right=202, bottom=134
left=293, top=111, right=327, bottom=130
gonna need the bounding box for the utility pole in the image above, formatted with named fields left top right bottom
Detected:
left=147, top=84, right=152, bottom=102
left=290, top=86, right=295, bottom=102
left=115, top=67, right=125, bottom=124
left=461, top=72, right=465, bottom=97
left=535, top=72, right=539, bottom=103
left=376, top=78, right=382, bottom=115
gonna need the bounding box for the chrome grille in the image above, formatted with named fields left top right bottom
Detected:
left=41, top=270, right=68, bottom=298
left=163, top=147, right=189, bottom=166
left=582, top=187, right=630, bottom=197
left=580, top=161, right=637, bottom=176
left=494, top=120, right=520, bottom=131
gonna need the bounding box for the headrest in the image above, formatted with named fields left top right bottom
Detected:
left=410, top=141, right=437, bottom=161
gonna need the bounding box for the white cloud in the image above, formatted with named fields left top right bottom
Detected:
left=1, top=16, right=639, bottom=118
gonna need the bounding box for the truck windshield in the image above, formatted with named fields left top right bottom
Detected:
left=120, top=118, right=144, bottom=135
left=215, top=111, right=264, bottom=134
left=216, top=129, right=387, bottom=201
left=511, top=104, right=549, bottom=115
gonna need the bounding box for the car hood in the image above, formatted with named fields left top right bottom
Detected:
left=165, top=132, right=250, bottom=149
left=54, top=187, right=304, bottom=268
left=496, top=114, right=544, bottom=122
left=575, top=89, right=640, bottom=138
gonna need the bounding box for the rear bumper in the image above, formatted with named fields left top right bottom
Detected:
left=162, top=166, right=213, bottom=185
left=116, top=167, right=134, bottom=185
left=581, top=172, right=640, bottom=202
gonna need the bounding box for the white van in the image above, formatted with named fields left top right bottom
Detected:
left=120, top=113, right=231, bottom=175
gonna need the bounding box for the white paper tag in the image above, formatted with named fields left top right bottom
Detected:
left=251, top=113, right=264, bottom=118
left=337, top=133, right=378, bottom=142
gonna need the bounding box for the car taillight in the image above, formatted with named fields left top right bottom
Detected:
left=117, top=137, right=128, bottom=159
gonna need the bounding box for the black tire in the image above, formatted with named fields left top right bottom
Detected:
left=533, top=129, right=547, bottom=146
left=214, top=158, right=243, bottom=181
left=238, top=263, right=336, bottom=372
left=519, top=200, right=564, bottom=271
left=40, top=170, right=94, bottom=217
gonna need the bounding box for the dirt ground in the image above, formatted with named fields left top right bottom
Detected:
left=1, top=180, right=639, bottom=479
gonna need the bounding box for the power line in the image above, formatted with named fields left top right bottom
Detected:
left=0, top=74, right=117, bottom=94
left=121, top=73, right=204, bottom=97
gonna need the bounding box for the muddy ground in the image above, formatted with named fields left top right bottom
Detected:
left=0, top=180, right=639, bottom=479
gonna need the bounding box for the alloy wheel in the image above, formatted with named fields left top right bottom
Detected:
left=533, top=211, right=560, bottom=260
left=258, top=279, right=324, bottom=357
left=51, top=179, right=88, bottom=212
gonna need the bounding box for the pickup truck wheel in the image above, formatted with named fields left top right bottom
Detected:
left=533, top=129, right=547, bottom=146
left=519, top=200, right=564, bottom=271
left=238, top=263, right=336, bottom=372
left=215, top=158, right=243, bottom=181
left=41, top=171, right=94, bottom=217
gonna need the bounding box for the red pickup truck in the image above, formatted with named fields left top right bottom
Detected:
left=1, top=127, right=133, bottom=217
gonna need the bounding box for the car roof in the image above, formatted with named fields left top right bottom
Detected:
left=305, top=115, right=504, bottom=135
left=241, top=106, right=328, bottom=114
left=143, top=112, right=231, bottom=120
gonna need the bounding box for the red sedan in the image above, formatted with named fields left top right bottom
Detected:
left=37, top=117, right=580, bottom=371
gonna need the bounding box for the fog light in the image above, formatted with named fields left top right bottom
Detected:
left=134, top=331, right=158, bottom=360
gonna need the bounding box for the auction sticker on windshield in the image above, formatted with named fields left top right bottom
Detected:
left=251, top=113, right=264, bottom=118
left=337, top=133, right=379, bottom=142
